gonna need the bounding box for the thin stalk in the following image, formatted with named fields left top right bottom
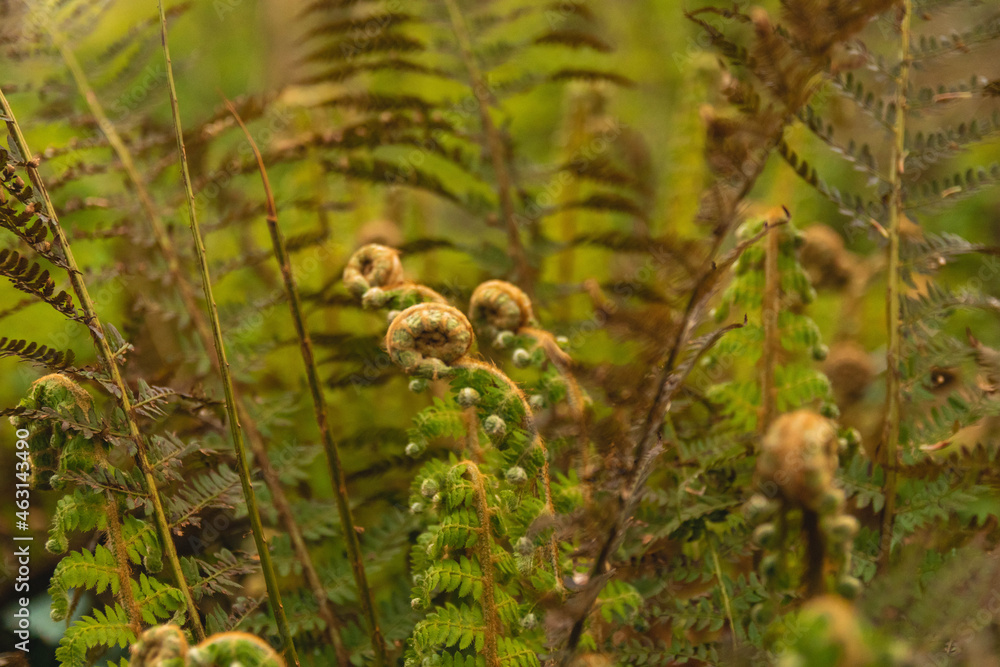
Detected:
left=155, top=4, right=298, bottom=663
left=45, top=23, right=215, bottom=354
left=709, top=545, right=736, bottom=652
left=0, top=86, right=205, bottom=639
left=441, top=0, right=533, bottom=292
left=802, top=509, right=826, bottom=598
left=96, top=427, right=142, bottom=632
left=52, top=18, right=349, bottom=659
left=55, top=32, right=350, bottom=665
left=225, top=100, right=388, bottom=666
left=104, top=493, right=142, bottom=635
left=879, top=0, right=911, bottom=575
left=467, top=462, right=501, bottom=667
left=760, top=221, right=780, bottom=433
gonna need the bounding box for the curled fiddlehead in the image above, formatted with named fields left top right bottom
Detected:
left=130, top=625, right=188, bottom=666
left=385, top=302, right=531, bottom=417
left=387, top=301, right=562, bottom=586
left=468, top=279, right=537, bottom=341
left=343, top=243, right=447, bottom=308
left=469, top=280, right=584, bottom=420
left=131, top=625, right=284, bottom=667
left=188, top=631, right=284, bottom=667
left=746, top=410, right=860, bottom=604
left=343, top=243, right=405, bottom=299
left=385, top=303, right=474, bottom=379
left=9, top=373, right=98, bottom=490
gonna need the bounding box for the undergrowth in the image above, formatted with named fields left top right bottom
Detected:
left=1, top=0, right=1000, bottom=665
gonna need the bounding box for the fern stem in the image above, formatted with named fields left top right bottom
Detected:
left=802, top=508, right=826, bottom=597
left=466, top=462, right=502, bottom=667
left=441, top=0, right=533, bottom=291
left=879, top=0, right=912, bottom=575
left=103, top=493, right=142, bottom=636
left=0, top=85, right=205, bottom=640
left=226, top=100, right=388, bottom=667
left=155, top=4, right=298, bottom=663
left=709, top=544, right=736, bottom=652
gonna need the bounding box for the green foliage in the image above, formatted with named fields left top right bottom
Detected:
left=9, top=374, right=97, bottom=490
left=56, top=605, right=136, bottom=667
left=1, top=0, right=1000, bottom=665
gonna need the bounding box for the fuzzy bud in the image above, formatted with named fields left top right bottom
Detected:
left=494, top=331, right=514, bottom=349
left=457, top=387, right=480, bottom=407
left=343, top=244, right=404, bottom=298
left=420, top=478, right=439, bottom=498
left=825, top=515, right=859, bottom=543
left=409, top=378, right=428, bottom=393
left=752, top=523, right=777, bottom=549
left=512, top=348, right=532, bottom=368
left=405, top=441, right=426, bottom=457
left=505, top=466, right=527, bottom=484
left=469, top=280, right=535, bottom=338
left=757, top=410, right=840, bottom=512
left=745, top=494, right=779, bottom=523
left=362, top=287, right=389, bottom=309
left=528, top=394, right=546, bottom=410
left=386, top=303, right=474, bottom=378
left=483, top=415, right=506, bottom=437
left=836, top=576, right=862, bottom=599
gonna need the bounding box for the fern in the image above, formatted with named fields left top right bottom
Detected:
left=2, top=0, right=1000, bottom=664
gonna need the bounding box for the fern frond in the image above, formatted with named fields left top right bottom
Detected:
left=165, top=465, right=243, bottom=530
left=911, top=16, right=1000, bottom=60
left=412, top=603, right=485, bottom=654
left=827, top=70, right=897, bottom=130
left=133, top=573, right=186, bottom=625
left=0, top=336, right=76, bottom=369
left=0, top=249, right=77, bottom=317
left=182, top=549, right=257, bottom=601
left=48, top=545, right=121, bottom=622
left=55, top=604, right=136, bottom=667
left=905, top=162, right=1000, bottom=211
left=906, top=110, right=1000, bottom=169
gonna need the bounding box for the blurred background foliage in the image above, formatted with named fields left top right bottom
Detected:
left=0, top=0, right=999, bottom=664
